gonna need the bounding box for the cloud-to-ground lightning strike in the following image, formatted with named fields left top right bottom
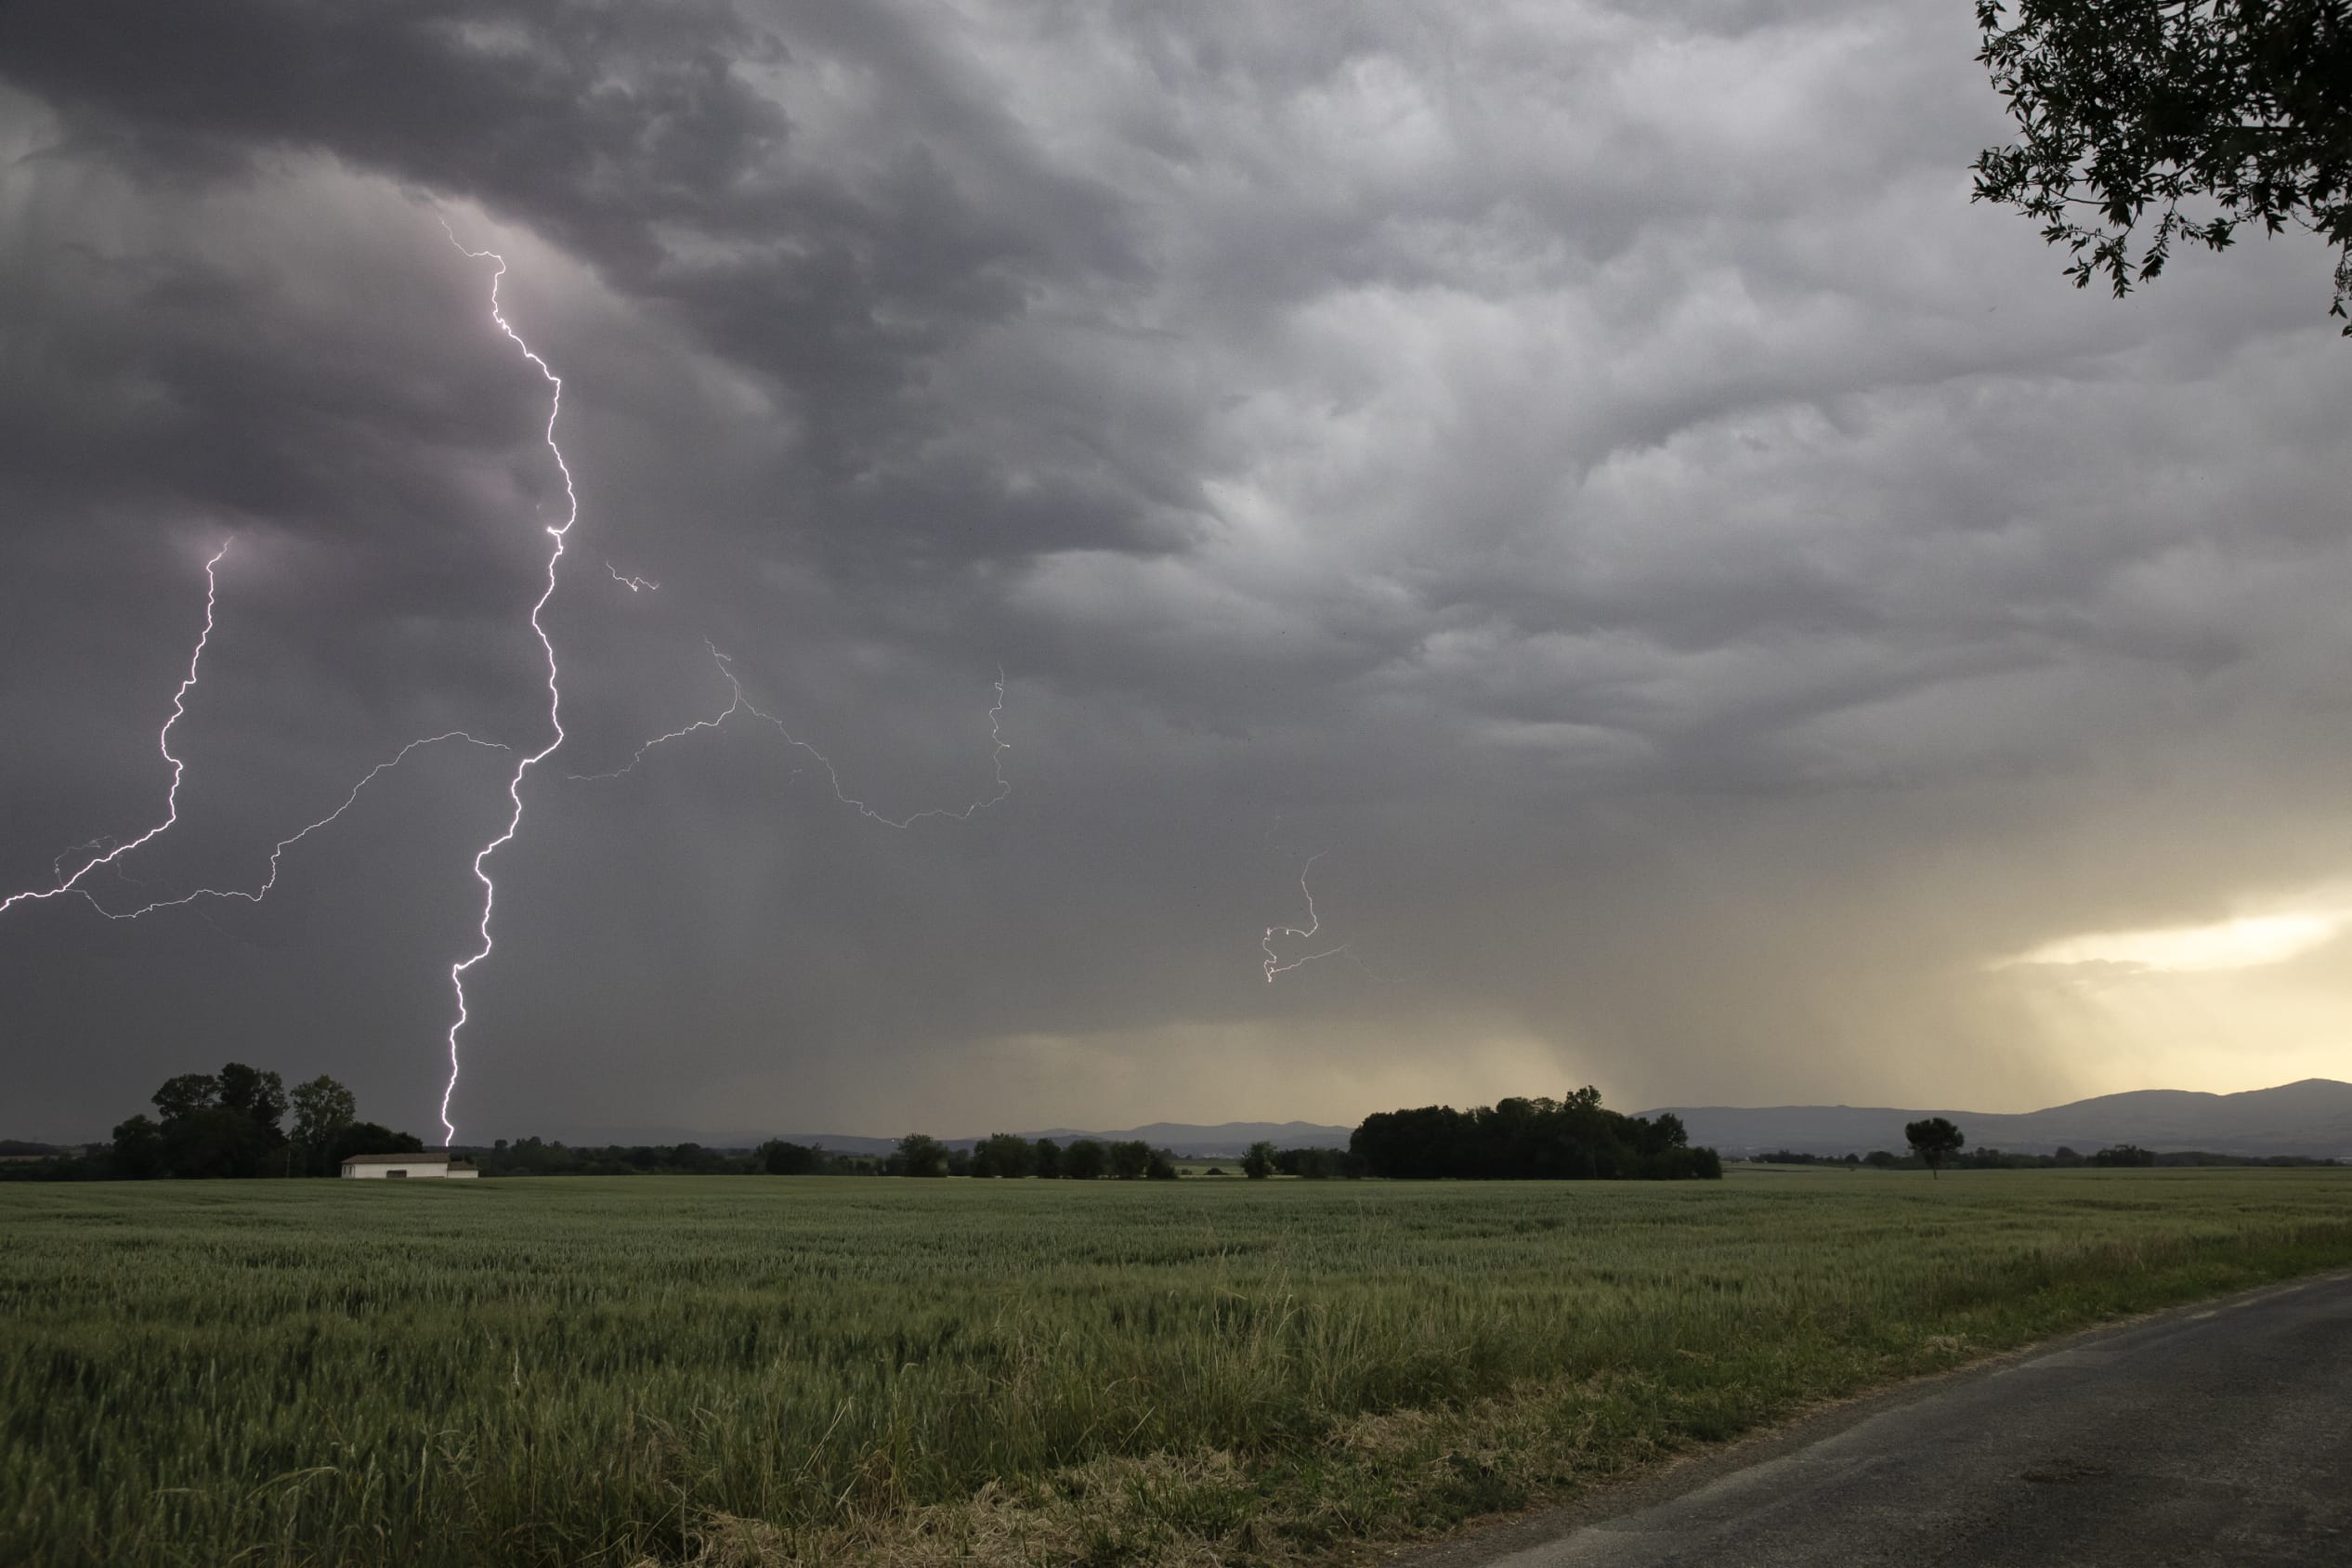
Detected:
left=0, top=542, right=230, bottom=919
left=1263, top=852, right=1351, bottom=982
left=571, top=640, right=1011, bottom=829
left=440, top=225, right=580, bottom=1148
left=607, top=562, right=657, bottom=593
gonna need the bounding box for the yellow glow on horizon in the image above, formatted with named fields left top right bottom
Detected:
left=2012, top=910, right=2345, bottom=973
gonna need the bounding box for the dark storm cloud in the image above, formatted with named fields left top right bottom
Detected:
left=0, top=0, right=1168, bottom=568
left=6, top=0, right=2352, bottom=1142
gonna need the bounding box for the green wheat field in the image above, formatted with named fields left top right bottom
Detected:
left=6, top=1169, right=2350, bottom=1567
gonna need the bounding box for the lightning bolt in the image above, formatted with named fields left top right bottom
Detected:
left=572, top=640, right=1010, bottom=829
left=1263, top=852, right=1351, bottom=982
left=440, top=225, right=579, bottom=1147
left=1, top=542, right=229, bottom=918
left=74, top=733, right=513, bottom=920
left=12, top=229, right=1003, bottom=1149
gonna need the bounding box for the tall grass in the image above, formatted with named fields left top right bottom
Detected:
left=4, top=1169, right=2348, bottom=1566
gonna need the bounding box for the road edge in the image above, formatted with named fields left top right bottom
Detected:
left=1386, top=1265, right=2352, bottom=1567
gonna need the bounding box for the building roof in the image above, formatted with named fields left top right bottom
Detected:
left=341, top=1152, right=450, bottom=1166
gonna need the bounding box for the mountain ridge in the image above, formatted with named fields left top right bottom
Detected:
left=1641, top=1078, right=2352, bottom=1158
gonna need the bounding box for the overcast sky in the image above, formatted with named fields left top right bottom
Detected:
left=5, top=0, right=2350, bottom=1144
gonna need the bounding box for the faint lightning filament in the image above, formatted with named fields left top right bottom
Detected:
left=607, top=562, right=657, bottom=593
left=441, top=224, right=580, bottom=1147
left=572, top=640, right=1010, bottom=829
left=79, top=733, right=512, bottom=919
left=1263, top=852, right=1350, bottom=982
left=1, top=542, right=229, bottom=918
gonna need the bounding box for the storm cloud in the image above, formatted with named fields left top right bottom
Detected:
left=5, top=0, right=2349, bottom=1143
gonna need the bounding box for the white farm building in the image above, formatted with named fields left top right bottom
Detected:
left=339, top=1152, right=478, bottom=1180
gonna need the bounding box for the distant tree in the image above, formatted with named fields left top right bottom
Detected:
left=666, top=1142, right=738, bottom=1175
left=1061, top=1139, right=1107, bottom=1180
left=1973, top=0, right=2352, bottom=329
left=1145, top=1147, right=1179, bottom=1181
left=161, top=1106, right=273, bottom=1179
left=289, top=1076, right=356, bottom=1176
left=893, top=1133, right=949, bottom=1178
left=1107, top=1139, right=1152, bottom=1180
left=1350, top=1104, right=1471, bottom=1179
left=2053, top=1145, right=2084, bottom=1168
left=1242, top=1141, right=1277, bottom=1179
left=1031, top=1138, right=1062, bottom=1180
left=182, top=1108, right=265, bottom=1178
left=109, top=1114, right=166, bottom=1180
left=2090, top=1143, right=2159, bottom=1167
left=945, top=1146, right=973, bottom=1177
left=150, top=1063, right=288, bottom=1178
left=759, top=1140, right=824, bottom=1175
left=1276, top=1146, right=1350, bottom=1179
left=151, top=1072, right=218, bottom=1125
left=971, top=1133, right=1036, bottom=1179
left=1905, top=1117, right=1967, bottom=1179
left=215, top=1063, right=289, bottom=1142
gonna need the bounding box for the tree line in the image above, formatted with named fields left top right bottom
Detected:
left=12, top=1079, right=1725, bottom=1183
left=856, top=1088, right=1724, bottom=1183
left=464, top=1134, right=1196, bottom=1179
left=886, top=1132, right=1182, bottom=1179
left=2, top=1063, right=422, bottom=1182
left=469, top=1135, right=1353, bottom=1179
left=1751, top=1143, right=2341, bottom=1170
left=1346, top=1088, right=1722, bottom=1181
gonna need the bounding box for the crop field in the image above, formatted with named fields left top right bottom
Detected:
left=6, top=1169, right=2350, bottom=1568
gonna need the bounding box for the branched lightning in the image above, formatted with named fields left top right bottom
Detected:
left=77, top=733, right=513, bottom=920
left=1262, top=852, right=1351, bottom=982
left=11, top=230, right=1011, bottom=1151
left=440, top=224, right=580, bottom=1147
left=567, top=638, right=746, bottom=783
left=1, top=542, right=229, bottom=918
left=572, top=639, right=1010, bottom=828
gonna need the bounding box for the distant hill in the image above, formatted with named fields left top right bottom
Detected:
left=1644, top=1078, right=2352, bottom=1159
left=550, top=1121, right=1358, bottom=1157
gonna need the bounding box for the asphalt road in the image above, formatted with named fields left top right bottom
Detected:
left=1411, top=1269, right=2352, bottom=1568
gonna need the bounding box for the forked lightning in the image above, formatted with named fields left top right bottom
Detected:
left=1263, top=852, right=1351, bottom=982
left=0, top=543, right=229, bottom=918
left=573, top=640, right=1010, bottom=830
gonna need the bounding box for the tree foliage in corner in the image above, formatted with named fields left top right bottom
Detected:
left=1972, top=0, right=2352, bottom=328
